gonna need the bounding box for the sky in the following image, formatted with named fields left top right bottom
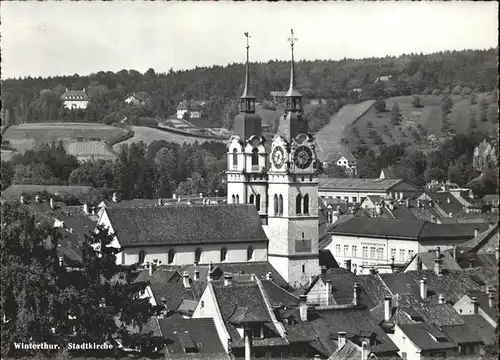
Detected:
left=1, top=1, right=498, bottom=79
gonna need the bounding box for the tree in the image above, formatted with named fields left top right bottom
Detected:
left=374, top=99, right=387, bottom=113
left=441, top=96, right=453, bottom=114
left=487, top=104, right=498, bottom=124
left=468, top=109, right=477, bottom=130
left=390, top=102, right=402, bottom=126
left=412, top=95, right=423, bottom=108
left=325, top=163, right=348, bottom=178
left=340, top=137, right=349, bottom=153
left=182, top=111, right=191, bottom=121
left=479, top=96, right=488, bottom=122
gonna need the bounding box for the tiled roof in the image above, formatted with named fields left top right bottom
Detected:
left=355, top=274, right=392, bottom=308
left=380, top=168, right=397, bottom=179
left=458, top=224, right=499, bottom=253
left=329, top=217, right=486, bottom=240
left=61, top=89, right=89, bottom=101
left=158, top=317, right=226, bottom=356
left=318, top=178, right=406, bottom=192
left=423, top=192, right=465, bottom=216
left=149, top=284, right=198, bottom=310
left=397, top=323, right=455, bottom=350
left=412, top=251, right=461, bottom=271
left=465, top=291, right=499, bottom=321
left=260, top=280, right=299, bottom=307
left=105, top=205, right=268, bottom=247
left=322, top=151, right=357, bottom=163
left=461, top=314, right=496, bottom=345
left=211, top=282, right=277, bottom=341
left=328, top=340, right=373, bottom=360
left=1, top=185, right=101, bottom=203
left=133, top=268, right=182, bottom=284
left=440, top=324, right=484, bottom=345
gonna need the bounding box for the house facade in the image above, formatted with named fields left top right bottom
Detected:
left=176, top=100, right=205, bottom=119
left=61, top=89, right=89, bottom=109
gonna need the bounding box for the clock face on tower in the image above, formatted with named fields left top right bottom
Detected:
left=294, top=145, right=313, bottom=169
left=271, top=146, right=285, bottom=169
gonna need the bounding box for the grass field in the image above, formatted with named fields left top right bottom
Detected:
left=113, top=126, right=224, bottom=151
left=344, top=93, right=497, bottom=154
left=314, top=100, right=375, bottom=160
left=66, top=141, right=116, bottom=161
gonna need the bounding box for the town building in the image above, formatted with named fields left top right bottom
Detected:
left=322, top=152, right=357, bottom=175
left=318, top=178, right=422, bottom=204
left=227, top=30, right=321, bottom=286
left=321, top=217, right=488, bottom=274
left=124, top=92, right=150, bottom=107
left=379, top=168, right=396, bottom=180
left=61, top=89, right=89, bottom=109
left=176, top=100, right=205, bottom=119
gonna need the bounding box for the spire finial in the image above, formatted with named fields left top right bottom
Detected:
left=286, top=28, right=298, bottom=96
left=241, top=32, right=253, bottom=99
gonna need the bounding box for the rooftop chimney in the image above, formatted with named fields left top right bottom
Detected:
left=321, top=265, right=327, bottom=274
left=361, top=341, right=368, bottom=360
left=244, top=324, right=253, bottom=360
left=420, top=278, right=428, bottom=300
left=474, top=227, right=479, bottom=238
left=435, top=247, right=441, bottom=259
left=384, top=296, right=392, bottom=322
left=391, top=257, right=396, bottom=273
left=375, top=204, right=382, bottom=215
left=405, top=198, right=410, bottom=208
left=448, top=212, right=453, bottom=217
left=158, top=198, right=163, bottom=206
left=194, top=266, right=200, bottom=281
left=207, top=262, right=214, bottom=282
left=325, top=280, right=332, bottom=306
left=435, top=257, right=443, bottom=276
left=338, top=332, right=347, bottom=350
left=388, top=202, right=395, bottom=211
left=112, top=192, right=118, bottom=203
left=447, top=197, right=451, bottom=204
left=83, top=202, right=89, bottom=214
left=417, top=199, right=422, bottom=208
left=438, top=294, right=446, bottom=304
left=471, top=296, right=479, bottom=314
left=20, top=196, right=26, bottom=204
left=488, top=291, right=495, bottom=308
left=224, top=273, right=233, bottom=287
left=183, top=271, right=191, bottom=288
left=353, top=283, right=361, bottom=306
left=59, top=256, right=64, bottom=267
left=266, top=272, right=273, bottom=281
left=299, top=295, right=308, bottom=322
left=49, top=197, right=55, bottom=210
left=416, top=256, right=423, bottom=270
left=35, top=195, right=41, bottom=203
left=431, top=215, right=436, bottom=223
left=148, top=262, right=153, bottom=277
left=452, top=245, right=457, bottom=260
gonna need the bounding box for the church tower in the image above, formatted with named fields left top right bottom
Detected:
left=267, top=29, right=321, bottom=287
left=227, top=32, right=268, bottom=224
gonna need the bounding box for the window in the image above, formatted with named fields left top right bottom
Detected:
left=343, top=245, right=349, bottom=256
left=391, top=248, right=396, bottom=260
left=247, top=246, right=254, bottom=261
left=252, top=325, right=263, bottom=339
left=352, top=245, right=357, bottom=258
left=251, top=148, right=259, bottom=166
left=232, top=194, right=236, bottom=204
left=138, top=250, right=146, bottom=264
left=401, top=352, right=407, bottom=360
left=408, top=250, right=414, bottom=260
left=362, top=246, right=368, bottom=258
left=256, top=194, right=261, bottom=211
left=399, top=249, right=405, bottom=262
left=352, top=197, right=357, bottom=203
left=220, top=247, right=227, bottom=262
left=232, top=148, right=238, bottom=166
left=378, top=247, right=384, bottom=260
left=236, top=195, right=240, bottom=204
left=278, top=195, right=283, bottom=215
left=370, top=247, right=376, bottom=259
left=195, top=248, right=202, bottom=263
left=296, top=195, right=302, bottom=215
left=336, top=244, right=341, bottom=255
left=168, top=249, right=175, bottom=264
left=303, top=194, right=309, bottom=214
left=302, top=265, right=306, bottom=273
left=249, top=194, right=255, bottom=205
left=274, top=194, right=278, bottom=215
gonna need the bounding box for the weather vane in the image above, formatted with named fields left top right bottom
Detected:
left=244, top=31, right=251, bottom=48
left=288, top=28, right=298, bottom=48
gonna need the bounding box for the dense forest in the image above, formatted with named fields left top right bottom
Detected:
left=1, top=48, right=497, bottom=129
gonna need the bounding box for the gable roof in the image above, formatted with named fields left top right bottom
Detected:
left=328, top=217, right=486, bottom=240
left=319, top=178, right=407, bottom=192
left=461, top=314, right=496, bottom=345
left=104, top=204, right=268, bottom=247
left=323, top=151, right=357, bottom=163
left=379, top=168, right=397, bottom=179
left=61, top=89, right=89, bottom=101
left=397, top=323, right=455, bottom=350
left=328, top=340, right=376, bottom=360
left=158, top=317, right=226, bottom=356
left=458, top=223, right=499, bottom=253
left=410, top=251, right=461, bottom=271
left=149, top=284, right=199, bottom=310
left=421, top=192, right=465, bottom=216
left=133, top=268, right=182, bottom=284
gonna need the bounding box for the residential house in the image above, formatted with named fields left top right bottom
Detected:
left=379, top=168, right=397, bottom=180
left=321, top=217, right=487, bottom=274
left=417, top=192, right=465, bottom=220
left=318, top=178, right=422, bottom=204
left=322, top=152, right=357, bottom=175
left=374, top=76, right=392, bottom=83
left=404, top=249, right=461, bottom=272
left=176, top=100, right=205, bottom=120
left=125, top=92, right=150, bottom=107
left=453, top=289, right=498, bottom=328
left=61, top=89, right=89, bottom=109
left=97, top=204, right=269, bottom=266
left=453, top=223, right=499, bottom=269
left=328, top=339, right=379, bottom=360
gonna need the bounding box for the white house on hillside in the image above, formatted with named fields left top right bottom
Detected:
left=61, top=89, right=89, bottom=109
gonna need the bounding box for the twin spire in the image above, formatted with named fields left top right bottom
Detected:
left=241, top=32, right=254, bottom=99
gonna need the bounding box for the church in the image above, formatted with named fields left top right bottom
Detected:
left=227, top=29, right=322, bottom=285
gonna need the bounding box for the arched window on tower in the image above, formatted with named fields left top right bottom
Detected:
left=249, top=194, right=255, bottom=205
left=279, top=195, right=284, bottom=215
left=232, top=194, right=236, bottom=204
left=247, top=246, right=254, bottom=261
left=220, top=247, right=227, bottom=262
left=232, top=148, right=238, bottom=167
left=251, top=148, right=259, bottom=166
left=303, top=194, right=310, bottom=215
left=274, top=194, right=278, bottom=215
left=195, top=248, right=202, bottom=264
left=138, top=250, right=146, bottom=264
left=236, top=195, right=240, bottom=204
left=296, top=195, right=302, bottom=215
left=256, top=194, right=261, bottom=211
left=168, top=249, right=176, bottom=265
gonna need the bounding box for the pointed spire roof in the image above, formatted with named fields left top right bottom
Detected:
left=241, top=32, right=255, bottom=99
left=285, top=28, right=301, bottom=98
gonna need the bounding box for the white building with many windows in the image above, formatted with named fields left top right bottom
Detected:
left=320, top=217, right=485, bottom=274
left=61, top=89, right=89, bottom=109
